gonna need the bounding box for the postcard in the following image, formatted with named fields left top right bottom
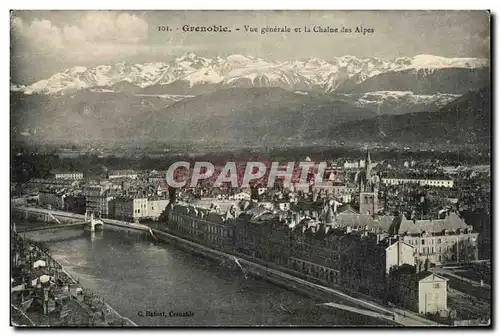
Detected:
left=10, top=10, right=491, bottom=327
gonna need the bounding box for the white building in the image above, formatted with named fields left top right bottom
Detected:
left=382, top=177, right=454, bottom=188
left=392, top=271, right=448, bottom=315
left=108, top=170, right=138, bottom=180
left=232, top=192, right=251, bottom=201
left=396, top=213, right=479, bottom=265
left=52, top=171, right=84, bottom=180
left=148, top=198, right=170, bottom=220
left=344, top=161, right=359, bottom=169
left=384, top=240, right=415, bottom=274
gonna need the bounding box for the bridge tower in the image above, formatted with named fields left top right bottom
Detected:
left=88, top=213, right=104, bottom=232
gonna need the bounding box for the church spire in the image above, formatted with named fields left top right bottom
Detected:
left=365, top=149, right=372, bottom=180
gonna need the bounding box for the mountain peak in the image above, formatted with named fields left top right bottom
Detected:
left=176, top=52, right=199, bottom=61
left=11, top=54, right=489, bottom=95
left=406, top=54, right=489, bottom=70
left=226, top=54, right=252, bottom=64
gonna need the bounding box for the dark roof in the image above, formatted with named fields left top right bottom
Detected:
left=397, top=212, right=470, bottom=235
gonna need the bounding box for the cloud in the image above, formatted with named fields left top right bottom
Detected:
left=62, top=25, right=86, bottom=43
left=12, top=16, right=64, bottom=54
left=79, top=12, right=148, bottom=44
left=11, top=12, right=150, bottom=61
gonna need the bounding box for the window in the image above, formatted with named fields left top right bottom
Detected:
left=421, top=239, right=425, bottom=245
left=433, top=283, right=440, bottom=289
left=437, top=238, right=442, bottom=244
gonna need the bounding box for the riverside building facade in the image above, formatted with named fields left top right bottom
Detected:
left=166, top=197, right=452, bottom=311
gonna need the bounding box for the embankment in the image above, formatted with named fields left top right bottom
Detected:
left=151, top=228, right=398, bottom=323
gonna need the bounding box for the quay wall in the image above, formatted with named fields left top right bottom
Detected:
left=151, top=228, right=397, bottom=321
left=12, top=206, right=399, bottom=324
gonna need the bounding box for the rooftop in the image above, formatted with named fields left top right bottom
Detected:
left=391, top=212, right=472, bottom=235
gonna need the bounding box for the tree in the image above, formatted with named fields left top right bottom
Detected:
left=442, top=240, right=477, bottom=264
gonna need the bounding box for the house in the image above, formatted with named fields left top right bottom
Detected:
left=83, top=185, right=115, bottom=218
left=113, top=197, right=148, bottom=221
left=390, top=269, right=448, bottom=315
left=148, top=197, right=170, bottom=220
left=384, top=239, right=416, bottom=274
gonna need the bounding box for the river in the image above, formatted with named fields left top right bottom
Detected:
left=17, top=221, right=391, bottom=326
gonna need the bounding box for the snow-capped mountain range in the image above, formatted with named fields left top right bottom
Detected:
left=349, top=91, right=461, bottom=115
left=11, top=53, right=489, bottom=95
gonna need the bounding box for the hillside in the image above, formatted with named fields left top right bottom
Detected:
left=321, top=87, right=491, bottom=147
left=10, top=87, right=376, bottom=145
left=337, top=67, right=489, bottom=95
left=10, top=91, right=175, bottom=143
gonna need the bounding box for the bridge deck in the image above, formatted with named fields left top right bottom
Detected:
left=17, top=222, right=89, bottom=233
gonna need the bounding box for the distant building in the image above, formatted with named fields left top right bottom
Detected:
left=232, top=192, right=251, bottom=201
left=107, top=170, right=138, bottom=180
left=390, top=212, right=479, bottom=265
left=154, top=180, right=169, bottom=197
left=63, top=194, right=86, bottom=214
left=51, top=171, right=84, bottom=180
left=83, top=185, right=115, bottom=218
left=276, top=201, right=290, bottom=211
left=148, top=198, right=170, bottom=220
left=168, top=203, right=237, bottom=250
left=384, top=239, right=416, bottom=274
left=344, top=158, right=367, bottom=170
left=113, top=197, right=148, bottom=221
left=382, top=177, right=454, bottom=188
left=26, top=178, right=77, bottom=191
left=39, top=189, right=66, bottom=210
left=356, top=151, right=381, bottom=215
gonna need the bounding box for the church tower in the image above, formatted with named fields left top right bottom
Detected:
left=359, top=149, right=379, bottom=216
left=365, top=149, right=372, bottom=185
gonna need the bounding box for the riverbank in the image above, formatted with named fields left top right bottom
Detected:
left=10, top=231, right=137, bottom=327
left=150, top=228, right=403, bottom=323
left=11, top=207, right=434, bottom=326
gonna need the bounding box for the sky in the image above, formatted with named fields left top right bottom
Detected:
left=10, top=10, right=491, bottom=84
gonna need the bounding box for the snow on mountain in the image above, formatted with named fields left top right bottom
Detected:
left=13, top=53, right=489, bottom=95
left=10, top=84, right=26, bottom=92
left=182, top=68, right=224, bottom=87
left=350, top=91, right=461, bottom=115
left=398, top=54, right=489, bottom=70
